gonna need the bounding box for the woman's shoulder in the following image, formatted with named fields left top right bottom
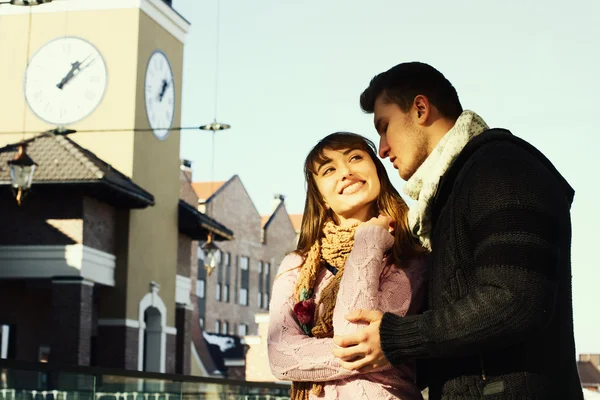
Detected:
left=274, top=252, right=305, bottom=278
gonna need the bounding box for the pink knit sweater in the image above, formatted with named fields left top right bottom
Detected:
left=268, top=225, right=426, bottom=400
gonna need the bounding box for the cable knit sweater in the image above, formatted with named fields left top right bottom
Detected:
left=268, top=226, right=427, bottom=400
left=379, top=129, right=583, bottom=400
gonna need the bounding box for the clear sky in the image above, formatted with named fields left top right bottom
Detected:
left=174, top=0, right=600, bottom=353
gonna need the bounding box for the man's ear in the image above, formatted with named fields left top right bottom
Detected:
left=413, top=95, right=431, bottom=125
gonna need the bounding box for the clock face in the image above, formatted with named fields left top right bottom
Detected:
left=144, top=50, right=175, bottom=141
left=24, top=36, right=108, bottom=126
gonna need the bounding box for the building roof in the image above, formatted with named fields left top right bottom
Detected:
left=202, top=332, right=246, bottom=378
left=192, top=181, right=226, bottom=201
left=0, top=133, right=154, bottom=208
left=288, top=213, right=303, bottom=232
left=178, top=199, right=233, bottom=241
left=579, top=361, right=600, bottom=386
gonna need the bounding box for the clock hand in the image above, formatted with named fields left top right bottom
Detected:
left=56, top=54, right=93, bottom=90
left=158, top=79, right=170, bottom=102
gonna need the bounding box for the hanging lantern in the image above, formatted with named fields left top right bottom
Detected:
left=201, top=233, right=220, bottom=276
left=8, top=0, right=53, bottom=5
left=199, top=121, right=231, bottom=132
left=8, top=142, right=37, bottom=206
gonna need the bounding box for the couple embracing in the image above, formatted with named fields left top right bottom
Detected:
left=267, top=62, right=582, bottom=400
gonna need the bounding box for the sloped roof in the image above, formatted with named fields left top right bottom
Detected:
left=192, top=181, right=226, bottom=201
left=178, top=200, right=233, bottom=241
left=579, top=361, right=600, bottom=386
left=0, top=133, right=154, bottom=208
left=288, top=214, right=303, bottom=232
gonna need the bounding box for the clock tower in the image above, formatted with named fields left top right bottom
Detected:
left=0, top=0, right=189, bottom=371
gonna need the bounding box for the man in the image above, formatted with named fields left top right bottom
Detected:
left=331, top=62, right=583, bottom=399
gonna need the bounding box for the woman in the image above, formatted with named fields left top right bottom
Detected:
left=268, top=132, right=427, bottom=400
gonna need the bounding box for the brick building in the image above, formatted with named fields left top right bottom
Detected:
left=192, top=176, right=297, bottom=338
left=0, top=135, right=232, bottom=377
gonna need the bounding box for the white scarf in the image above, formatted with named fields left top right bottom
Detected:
left=403, top=110, right=489, bottom=251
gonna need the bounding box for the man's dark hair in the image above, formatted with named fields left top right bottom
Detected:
left=360, top=62, right=463, bottom=120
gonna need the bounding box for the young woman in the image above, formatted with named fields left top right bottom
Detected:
left=268, top=132, right=427, bottom=400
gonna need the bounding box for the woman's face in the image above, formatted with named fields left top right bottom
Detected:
left=313, top=148, right=380, bottom=226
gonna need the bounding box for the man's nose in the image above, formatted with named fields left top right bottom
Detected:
left=379, top=136, right=390, bottom=159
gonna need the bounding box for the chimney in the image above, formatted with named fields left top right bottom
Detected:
left=180, top=159, right=193, bottom=182
left=272, top=193, right=285, bottom=212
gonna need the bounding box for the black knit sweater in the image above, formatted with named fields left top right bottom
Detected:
left=380, top=130, right=583, bottom=399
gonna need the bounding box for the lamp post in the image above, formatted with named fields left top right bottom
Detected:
left=0, top=0, right=53, bottom=5
left=8, top=142, right=37, bottom=206
left=201, top=232, right=220, bottom=276
left=199, top=121, right=230, bottom=132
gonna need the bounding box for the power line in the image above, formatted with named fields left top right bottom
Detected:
left=0, top=126, right=230, bottom=136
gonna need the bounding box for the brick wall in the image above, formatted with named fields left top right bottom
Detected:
left=83, top=197, right=117, bottom=254
left=50, top=279, right=94, bottom=366
left=95, top=325, right=139, bottom=370
left=0, top=280, right=53, bottom=362
left=0, top=189, right=83, bottom=245
left=199, top=177, right=297, bottom=336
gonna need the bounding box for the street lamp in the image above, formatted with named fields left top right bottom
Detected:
left=0, top=0, right=53, bottom=5
left=201, top=232, right=220, bottom=276
left=199, top=121, right=231, bottom=132
left=8, top=142, right=37, bottom=206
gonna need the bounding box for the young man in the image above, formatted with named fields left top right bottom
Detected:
left=331, top=62, right=583, bottom=399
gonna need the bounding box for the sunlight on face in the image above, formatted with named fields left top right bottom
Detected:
left=313, top=148, right=380, bottom=226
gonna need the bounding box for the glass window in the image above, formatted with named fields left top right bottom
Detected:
left=239, top=288, right=248, bottom=306
left=196, top=280, right=205, bottom=299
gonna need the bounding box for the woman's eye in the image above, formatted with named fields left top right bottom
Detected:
left=350, top=154, right=363, bottom=162
left=323, top=167, right=334, bottom=176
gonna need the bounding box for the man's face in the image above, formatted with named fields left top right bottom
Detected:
left=373, top=94, right=428, bottom=180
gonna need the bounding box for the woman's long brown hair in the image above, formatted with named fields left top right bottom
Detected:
left=296, top=132, right=425, bottom=265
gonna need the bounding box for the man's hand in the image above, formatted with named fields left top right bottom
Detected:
left=332, top=309, right=390, bottom=372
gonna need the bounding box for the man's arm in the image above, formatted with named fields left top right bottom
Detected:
left=334, top=141, right=570, bottom=369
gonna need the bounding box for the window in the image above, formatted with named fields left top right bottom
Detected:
left=216, top=284, right=221, bottom=301
left=223, top=252, right=230, bottom=267
left=223, top=284, right=229, bottom=303
left=240, top=256, right=249, bottom=271
left=223, top=321, right=229, bottom=335
left=238, top=324, right=248, bottom=336
left=215, top=320, right=220, bottom=334
left=199, top=318, right=204, bottom=328
left=1, top=325, right=10, bottom=359
left=258, top=261, right=263, bottom=274
left=263, top=293, right=269, bottom=309
left=196, top=280, right=205, bottom=299
left=239, top=288, right=248, bottom=306
left=257, top=292, right=262, bottom=309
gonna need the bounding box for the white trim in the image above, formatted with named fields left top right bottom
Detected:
left=0, top=245, right=115, bottom=286
left=175, top=275, right=191, bottom=305
left=165, top=326, right=177, bottom=335
left=0, top=0, right=190, bottom=44
left=224, top=359, right=245, bottom=367
left=137, top=289, right=167, bottom=372
left=140, top=0, right=189, bottom=44
left=97, top=319, right=140, bottom=328
left=52, top=279, right=94, bottom=287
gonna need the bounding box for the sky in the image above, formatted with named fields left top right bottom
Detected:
left=173, top=0, right=600, bottom=353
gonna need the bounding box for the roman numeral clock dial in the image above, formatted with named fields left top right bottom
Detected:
left=24, top=36, right=108, bottom=126
left=144, top=50, right=175, bottom=141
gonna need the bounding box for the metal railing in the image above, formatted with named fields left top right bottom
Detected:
left=0, top=360, right=290, bottom=400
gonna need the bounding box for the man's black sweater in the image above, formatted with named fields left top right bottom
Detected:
left=380, top=130, right=583, bottom=399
